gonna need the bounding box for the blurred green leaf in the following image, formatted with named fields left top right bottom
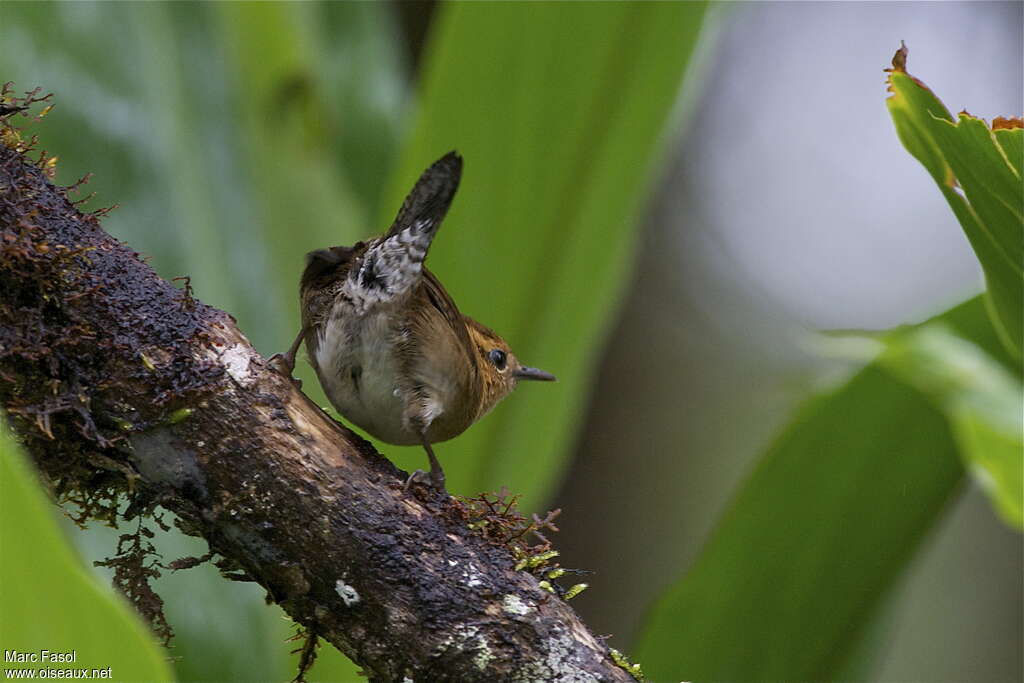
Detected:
left=880, top=325, right=1023, bottom=528
left=886, top=54, right=1024, bottom=360
left=383, top=1, right=710, bottom=509
left=0, top=423, right=174, bottom=681
left=634, top=297, right=1008, bottom=682
left=636, top=366, right=960, bottom=681
left=213, top=2, right=402, bottom=346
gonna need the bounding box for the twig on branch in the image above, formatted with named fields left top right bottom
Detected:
left=0, top=101, right=638, bottom=682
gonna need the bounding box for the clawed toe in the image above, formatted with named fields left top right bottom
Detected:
left=268, top=353, right=302, bottom=389
left=404, top=469, right=427, bottom=491
left=403, top=468, right=447, bottom=494
left=268, top=352, right=293, bottom=374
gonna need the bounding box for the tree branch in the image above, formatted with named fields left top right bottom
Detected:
left=0, top=117, right=636, bottom=681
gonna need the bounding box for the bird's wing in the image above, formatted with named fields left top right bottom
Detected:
left=395, top=268, right=482, bottom=435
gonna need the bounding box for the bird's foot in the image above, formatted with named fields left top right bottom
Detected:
left=403, top=469, right=426, bottom=491
left=403, top=469, right=447, bottom=495
left=268, top=351, right=302, bottom=389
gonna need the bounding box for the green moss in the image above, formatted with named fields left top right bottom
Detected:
left=609, top=648, right=645, bottom=682
left=167, top=407, right=194, bottom=424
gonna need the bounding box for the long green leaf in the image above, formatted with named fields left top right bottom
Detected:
left=879, top=325, right=1023, bottom=529
left=636, top=367, right=960, bottom=681
left=634, top=297, right=1008, bottom=681
left=381, top=1, right=709, bottom=509
left=0, top=424, right=174, bottom=681
left=886, top=47, right=1024, bottom=360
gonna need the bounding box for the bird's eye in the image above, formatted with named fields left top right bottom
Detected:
left=488, top=349, right=507, bottom=371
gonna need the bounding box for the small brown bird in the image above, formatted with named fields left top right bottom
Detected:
left=272, top=152, right=555, bottom=491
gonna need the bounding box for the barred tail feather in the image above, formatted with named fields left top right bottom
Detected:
left=386, top=151, right=462, bottom=244
left=344, top=152, right=462, bottom=309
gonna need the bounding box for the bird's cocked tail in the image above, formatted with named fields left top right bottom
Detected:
left=387, top=151, right=462, bottom=242
left=347, top=152, right=463, bottom=307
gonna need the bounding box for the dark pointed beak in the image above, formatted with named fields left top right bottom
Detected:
left=514, top=366, right=557, bottom=382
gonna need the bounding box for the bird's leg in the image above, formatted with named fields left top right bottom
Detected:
left=421, top=437, right=446, bottom=492
left=268, top=326, right=307, bottom=388
left=404, top=434, right=447, bottom=494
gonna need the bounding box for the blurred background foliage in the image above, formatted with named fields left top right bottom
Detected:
left=1, top=2, right=1021, bottom=683
left=1, top=429, right=172, bottom=682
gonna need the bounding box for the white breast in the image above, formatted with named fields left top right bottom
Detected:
left=314, top=311, right=418, bottom=445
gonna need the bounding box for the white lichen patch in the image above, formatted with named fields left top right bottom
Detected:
left=441, top=557, right=481, bottom=587
left=462, top=562, right=484, bottom=588
left=436, top=624, right=494, bottom=672
left=511, top=624, right=601, bottom=683
left=220, top=344, right=255, bottom=387
left=335, top=578, right=360, bottom=606
left=502, top=594, right=532, bottom=616
left=473, top=644, right=495, bottom=671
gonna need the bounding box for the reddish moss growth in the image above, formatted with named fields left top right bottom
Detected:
left=1, top=87, right=226, bottom=639
left=1, top=89, right=226, bottom=517
left=449, top=489, right=591, bottom=600
left=93, top=520, right=174, bottom=645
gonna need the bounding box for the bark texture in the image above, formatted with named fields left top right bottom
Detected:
left=0, top=129, right=635, bottom=681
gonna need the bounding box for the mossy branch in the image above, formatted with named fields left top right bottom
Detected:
left=0, top=103, right=634, bottom=682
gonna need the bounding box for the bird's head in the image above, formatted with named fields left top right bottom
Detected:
left=465, top=318, right=555, bottom=419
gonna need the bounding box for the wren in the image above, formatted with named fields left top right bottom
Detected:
left=272, top=152, right=555, bottom=492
